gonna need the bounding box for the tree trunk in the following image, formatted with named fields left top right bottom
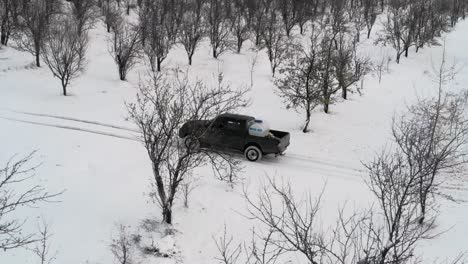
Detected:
left=303, top=108, right=311, bottom=133
left=0, top=25, right=9, bottom=45
left=367, top=28, right=372, bottom=39
left=107, top=23, right=111, bottom=33
left=188, top=55, right=193, bottom=65
left=342, top=87, right=347, bottom=100
left=61, top=79, right=68, bottom=96
left=36, top=53, right=41, bottom=67
left=237, top=38, right=242, bottom=53
left=404, top=46, right=409, bottom=57
left=119, top=66, right=126, bottom=80
left=324, top=97, right=329, bottom=114
left=396, top=52, right=401, bottom=64
left=162, top=206, right=172, bottom=224
left=418, top=195, right=427, bottom=225
left=212, top=48, right=218, bottom=59
left=157, top=58, right=162, bottom=72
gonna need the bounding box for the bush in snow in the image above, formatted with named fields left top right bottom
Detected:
left=42, top=16, right=88, bottom=96
left=108, top=14, right=141, bottom=81
left=13, top=0, right=60, bottom=67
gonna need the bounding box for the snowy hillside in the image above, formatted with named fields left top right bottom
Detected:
left=1, top=9, right=468, bottom=264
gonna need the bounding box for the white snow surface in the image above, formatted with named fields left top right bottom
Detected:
left=1, top=19, right=468, bottom=264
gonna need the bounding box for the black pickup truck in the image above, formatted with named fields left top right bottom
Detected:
left=179, top=113, right=290, bottom=162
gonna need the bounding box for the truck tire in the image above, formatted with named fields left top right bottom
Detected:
left=244, top=146, right=262, bottom=162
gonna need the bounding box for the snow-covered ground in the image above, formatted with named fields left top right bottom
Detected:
left=1, top=18, right=468, bottom=264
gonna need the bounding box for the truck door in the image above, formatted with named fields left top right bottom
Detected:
left=222, top=119, right=245, bottom=151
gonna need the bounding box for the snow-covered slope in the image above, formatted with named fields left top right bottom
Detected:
left=1, top=19, right=468, bottom=264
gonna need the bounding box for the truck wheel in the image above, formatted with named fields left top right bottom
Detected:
left=244, top=146, right=262, bottom=162
left=184, top=136, right=200, bottom=150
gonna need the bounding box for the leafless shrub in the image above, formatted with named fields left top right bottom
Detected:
left=110, top=224, right=137, bottom=264
left=230, top=0, right=250, bottom=53
left=0, top=0, right=22, bottom=46
left=139, top=0, right=172, bottom=72
left=178, top=0, right=205, bottom=65
left=260, top=10, right=291, bottom=77
left=180, top=176, right=199, bottom=208
left=363, top=149, right=439, bottom=263
left=42, top=15, right=88, bottom=96
left=101, top=0, right=119, bottom=33
left=207, top=0, right=233, bottom=59
left=248, top=49, right=259, bottom=88
left=334, top=33, right=372, bottom=100
left=391, top=47, right=468, bottom=224
left=372, top=53, right=392, bottom=83
left=14, top=0, right=60, bottom=67
left=31, top=220, right=57, bottom=264
left=69, top=0, right=97, bottom=33
left=274, top=28, right=321, bottom=133
left=127, top=69, right=248, bottom=224
left=244, top=178, right=326, bottom=264
left=108, top=16, right=141, bottom=81
left=0, top=152, right=62, bottom=251
left=214, top=225, right=243, bottom=264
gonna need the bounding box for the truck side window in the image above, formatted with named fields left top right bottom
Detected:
left=225, top=120, right=241, bottom=131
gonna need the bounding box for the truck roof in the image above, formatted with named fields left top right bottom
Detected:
left=219, top=113, right=255, bottom=121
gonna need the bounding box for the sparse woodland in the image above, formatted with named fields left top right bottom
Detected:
left=1, top=0, right=468, bottom=263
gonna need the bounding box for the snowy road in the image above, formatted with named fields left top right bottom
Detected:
left=0, top=108, right=363, bottom=181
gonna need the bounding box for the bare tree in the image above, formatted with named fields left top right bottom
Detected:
left=391, top=47, right=468, bottom=224
left=378, top=0, right=418, bottom=63
left=109, top=17, right=141, bottom=81
left=261, top=10, right=290, bottom=77
left=333, top=33, right=371, bottom=100
left=207, top=0, right=233, bottom=58
left=363, top=0, right=379, bottom=39
left=0, top=0, right=22, bottom=46
left=123, top=0, right=135, bottom=15
left=214, top=225, right=243, bottom=264
left=69, top=0, right=97, bottom=34
left=31, top=220, right=57, bottom=264
left=372, top=52, right=392, bottom=83
left=101, top=0, right=119, bottom=33
left=275, top=30, right=321, bottom=133
left=180, top=176, right=198, bottom=208
left=248, top=48, right=259, bottom=88
left=349, top=2, right=366, bottom=43
left=14, top=0, right=59, bottom=67
left=277, top=0, right=296, bottom=38
left=363, top=149, right=438, bottom=263
left=178, top=0, right=205, bottom=65
left=139, top=0, right=172, bottom=72
left=127, top=70, right=248, bottom=224
left=42, top=16, right=88, bottom=96
left=244, top=178, right=326, bottom=264
left=0, top=152, right=61, bottom=252
left=230, top=0, right=250, bottom=53
left=245, top=0, right=269, bottom=47
left=110, top=224, right=136, bottom=264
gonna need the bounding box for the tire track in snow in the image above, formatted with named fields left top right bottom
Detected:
left=0, top=116, right=138, bottom=141
left=2, top=109, right=139, bottom=133
left=260, top=156, right=363, bottom=183
left=284, top=153, right=364, bottom=173
left=0, top=109, right=363, bottom=180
